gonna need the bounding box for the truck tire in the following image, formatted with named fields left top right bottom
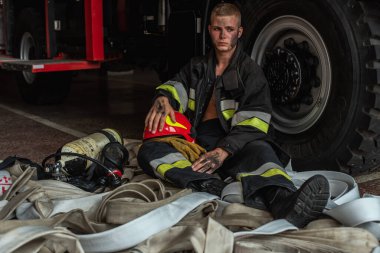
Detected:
left=242, top=0, right=380, bottom=174
left=13, top=8, right=71, bottom=105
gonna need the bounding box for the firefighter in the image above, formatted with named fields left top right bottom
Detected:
left=137, top=2, right=330, bottom=228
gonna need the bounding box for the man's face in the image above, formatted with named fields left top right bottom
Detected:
left=208, top=15, right=243, bottom=53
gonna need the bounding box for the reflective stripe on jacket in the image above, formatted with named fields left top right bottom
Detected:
left=155, top=43, right=272, bottom=156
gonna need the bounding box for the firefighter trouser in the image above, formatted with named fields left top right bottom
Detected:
left=137, top=120, right=296, bottom=208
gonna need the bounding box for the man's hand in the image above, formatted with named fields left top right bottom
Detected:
left=145, top=96, right=176, bottom=134
left=192, top=148, right=229, bottom=174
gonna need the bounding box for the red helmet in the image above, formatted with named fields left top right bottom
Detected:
left=143, top=112, right=194, bottom=142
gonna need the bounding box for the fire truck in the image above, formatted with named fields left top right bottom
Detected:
left=0, top=0, right=379, bottom=175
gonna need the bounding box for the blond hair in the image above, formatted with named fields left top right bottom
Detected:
left=210, top=3, right=241, bottom=26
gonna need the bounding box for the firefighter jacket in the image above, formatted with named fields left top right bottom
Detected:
left=155, top=43, right=272, bottom=156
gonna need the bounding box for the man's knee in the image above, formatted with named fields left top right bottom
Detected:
left=137, top=141, right=166, bottom=178
left=243, top=140, right=272, bottom=153
left=137, top=142, right=153, bottom=164
left=241, top=140, right=278, bottom=161
left=232, top=140, right=284, bottom=170
left=243, top=140, right=290, bottom=168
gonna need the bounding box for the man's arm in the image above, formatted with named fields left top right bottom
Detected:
left=145, top=96, right=176, bottom=134
left=145, top=62, right=193, bottom=133
left=216, top=62, right=272, bottom=156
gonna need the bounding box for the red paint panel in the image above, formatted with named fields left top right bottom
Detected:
left=84, top=0, right=104, bottom=61
left=31, top=61, right=100, bottom=73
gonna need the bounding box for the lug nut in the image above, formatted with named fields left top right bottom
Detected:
left=290, top=103, right=300, bottom=112
left=298, top=41, right=309, bottom=50
left=284, top=38, right=295, bottom=48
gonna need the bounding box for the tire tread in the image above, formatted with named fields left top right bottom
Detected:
left=339, top=0, right=380, bottom=174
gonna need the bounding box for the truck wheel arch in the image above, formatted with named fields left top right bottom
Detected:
left=13, top=8, right=71, bottom=105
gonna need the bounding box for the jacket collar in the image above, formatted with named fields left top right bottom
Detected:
left=207, top=42, right=243, bottom=92
left=207, top=41, right=242, bottom=71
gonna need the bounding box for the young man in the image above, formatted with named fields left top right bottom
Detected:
left=138, top=3, right=330, bottom=228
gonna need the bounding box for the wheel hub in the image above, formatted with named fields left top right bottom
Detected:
left=264, top=38, right=320, bottom=112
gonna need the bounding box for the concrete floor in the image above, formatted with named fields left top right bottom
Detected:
left=0, top=68, right=156, bottom=163
left=0, top=68, right=379, bottom=195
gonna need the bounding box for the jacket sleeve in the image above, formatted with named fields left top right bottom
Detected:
left=154, top=63, right=192, bottom=113
left=217, top=62, right=272, bottom=156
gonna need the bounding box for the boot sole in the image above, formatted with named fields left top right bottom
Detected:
left=284, top=175, right=330, bottom=228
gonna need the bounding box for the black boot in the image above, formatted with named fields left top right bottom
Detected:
left=263, top=175, right=330, bottom=228
left=187, top=178, right=227, bottom=197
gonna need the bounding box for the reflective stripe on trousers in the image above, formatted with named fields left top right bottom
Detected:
left=137, top=141, right=214, bottom=187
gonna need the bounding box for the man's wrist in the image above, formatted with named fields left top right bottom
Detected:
left=215, top=147, right=230, bottom=159
left=156, top=96, right=168, bottom=102
left=216, top=141, right=235, bottom=157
